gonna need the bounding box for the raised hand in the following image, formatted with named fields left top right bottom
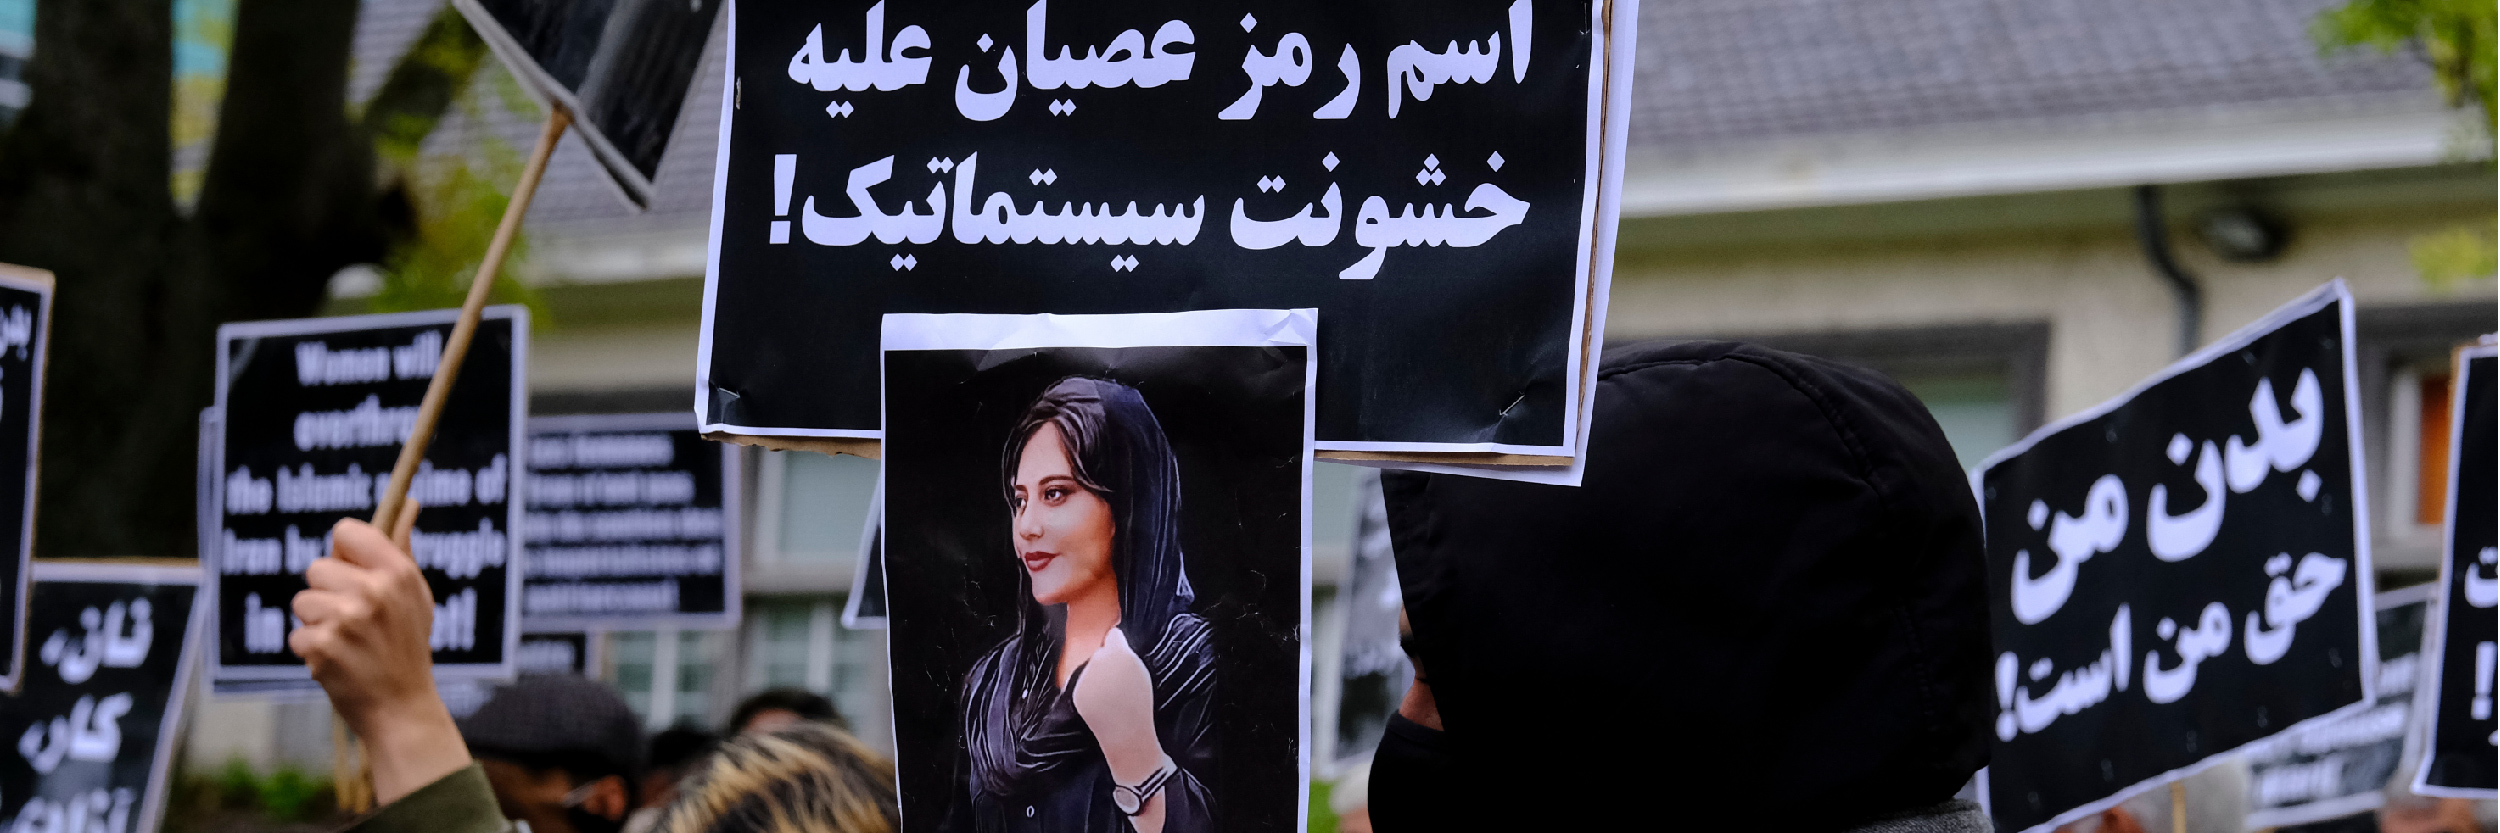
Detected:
left=1072, top=627, right=1170, bottom=830
left=291, top=505, right=472, bottom=806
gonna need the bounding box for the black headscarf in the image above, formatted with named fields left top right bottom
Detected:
left=966, top=376, right=1204, bottom=799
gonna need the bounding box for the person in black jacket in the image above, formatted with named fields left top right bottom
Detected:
left=954, top=378, right=1216, bottom=833
left=1369, top=341, right=1996, bottom=833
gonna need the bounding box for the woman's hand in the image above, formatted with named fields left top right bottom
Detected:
left=290, top=508, right=472, bottom=807
left=1073, top=628, right=1169, bottom=818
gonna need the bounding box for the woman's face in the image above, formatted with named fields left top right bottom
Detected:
left=1011, top=423, right=1117, bottom=606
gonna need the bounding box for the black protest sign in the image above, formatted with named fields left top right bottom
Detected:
left=1976, top=283, right=2373, bottom=833
left=523, top=414, right=740, bottom=629
left=2414, top=344, right=2496, bottom=798
left=2243, top=586, right=2431, bottom=828
left=212, top=308, right=527, bottom=681
left=452, top=0, right=722, bottom=208
left=0, top=266, right=49, bottom=693
left=518, top=631, right=596, bottom=675
left=0, top=564, right=200, bottom=833
left=702, top=0, right=1632, bottom=458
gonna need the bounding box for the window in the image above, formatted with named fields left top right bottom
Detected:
left=741, top=595, right=892, bottom=753
left=602, top=627, right=735, bottom=731
left=2356, top=302, right=2491, bottom=576
left=756, top=450, right=879, bottom=562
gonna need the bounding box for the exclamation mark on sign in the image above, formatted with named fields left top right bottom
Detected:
left=1994, top=653, right=2018, bottom=741
left=2473, top=641, right=2495, bottom=720
left=770, top=154, right=796, bottom=244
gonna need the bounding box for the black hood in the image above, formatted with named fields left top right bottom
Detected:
left=1381, top=340, right=1991, bottom=829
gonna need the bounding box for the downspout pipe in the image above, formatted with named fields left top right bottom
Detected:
left=2132, top=184, right=2201, bottom=358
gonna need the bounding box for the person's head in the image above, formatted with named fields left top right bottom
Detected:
left=1374, top=341, right=1994, bottom=830
left=638, top=726, right=718, bottom=810
left=1001, top=377, right=1194, bottom=653
left=727, top=688, right=844, bottom=736
left=457, top=675, right=645, bottom=833
left=649, top=722, right=900, bottom=833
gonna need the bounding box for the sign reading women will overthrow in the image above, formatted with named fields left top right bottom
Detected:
left=702, top=0, right=1636, bottom=463
left=1975, top=282, right=2375, bottom=833
left=212, top=308, right=528, bottom=682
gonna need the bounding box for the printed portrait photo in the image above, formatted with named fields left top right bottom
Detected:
left=880, top=310, right=1314, bottom=833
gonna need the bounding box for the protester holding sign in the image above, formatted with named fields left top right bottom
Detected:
left=1372, top=340, right=1994, bottom=832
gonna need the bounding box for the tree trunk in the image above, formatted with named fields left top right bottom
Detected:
left=0, top=0, right=488, bottom=557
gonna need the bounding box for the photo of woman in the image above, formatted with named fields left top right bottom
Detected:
left=960, top=378, right=1216, bottom=832
left=879, top=309, right=1315, bottom=833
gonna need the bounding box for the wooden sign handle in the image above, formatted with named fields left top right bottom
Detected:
left=337, top=105, right=570, bottom=814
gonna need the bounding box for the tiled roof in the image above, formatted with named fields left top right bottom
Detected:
left=350, top=0, right=2443, bottom=244
left=1628, top=0, right=2436, bottom=150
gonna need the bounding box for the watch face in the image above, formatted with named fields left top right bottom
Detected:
left=1112, top=787, right=1142, bottom=815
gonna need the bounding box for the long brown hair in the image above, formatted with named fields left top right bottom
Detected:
left=650, top=722, right=899, bottom=833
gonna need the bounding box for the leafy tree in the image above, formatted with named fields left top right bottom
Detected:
left=0, top=0, right=493, bottom=556
left=2315, top=0, right=2498, bottom=288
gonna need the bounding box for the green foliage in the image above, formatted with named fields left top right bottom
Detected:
left=367, top=71, right=548, bottom=324
left=362, top=7, right=492, bottom=173
left=1308, top=778, right=1340, bottom=833
left=2410, top=223, right=2498, bottom=289
left=163, top=758, right=339, bottom=832
left=2314, top=0, right=2497, bottom=120
left=2316, top=0, right=2497, bottom=290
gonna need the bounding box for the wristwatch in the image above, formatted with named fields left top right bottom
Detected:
left=1111, top=755, right=1178, bottom=816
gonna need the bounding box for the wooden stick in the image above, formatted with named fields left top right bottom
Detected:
left=2170, top=780, right=2186, bottom=833
left=335, top=105, right=571, bottom=814
left=372, top=105, right=570, bottom=532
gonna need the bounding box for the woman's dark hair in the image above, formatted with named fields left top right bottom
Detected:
left=1000, top=377, right=1195, bottom=656
left=728, top=688, right=844, bottom=734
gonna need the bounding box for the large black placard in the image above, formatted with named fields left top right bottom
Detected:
left=0, top=267, right=50, bottom=693
left=454, top=0, right=723, bottom=208
left=2415, top=344, right=2496, bottom=798
left=2241, top=586, right=2431, bottom=828
left=523, top=413, right=740, bottom=630
left=212, top=308, right=527, bottom=681
left=0, top=564, right=200, bottom=833
left=702, top=0, right=1631, bottom=456
left=1976, top=283, right=2373, bottom=833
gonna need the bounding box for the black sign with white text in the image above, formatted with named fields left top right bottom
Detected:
left=524, top=414, right=740, bottom=629
left=2415, top=344, right=2496, bottom=798
left=0, top=564, right=200, bottom=833
left=1976, top=283, right=2374, bottom=833
left=0, top=267, right=50, bottom=694
left=452, top=0, right=723, bottom=208
left=701, top=0, right=1631, bottom=456
left=2242, top=586, right=2430, bottom=828
left=212, top=308, right=527, bottom=681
